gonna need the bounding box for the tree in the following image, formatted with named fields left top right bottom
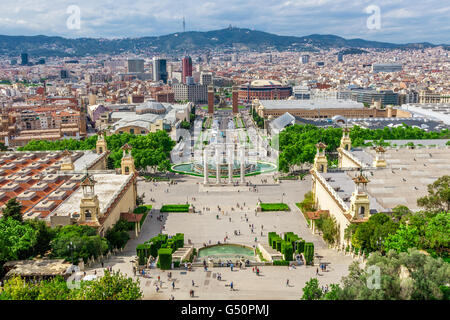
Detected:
left=391, top=205, right=411, bottom=221
left=0, top=272, right=142, bottom=300
left=72, top=270, right=142, bottom=300
left=384, top=224, right=420, bottom=253
left=0, top=218, right=38, bottom=265
left=337, top=249, right=450, bottom=300
left=0, top=276, right=39, bottom=300
left=322, top=283, right=342, bottom=300
left=351, top=213, right=399, bottom=253
left=50, top=225, right=108, bottom=264
left=417, top=176, right=450, bottom=212
left=316, top=212, right=339, bottom=245
left=25, top=219, right=56, bottom=257
left=301, top=278, right=323, bottom=300
left=180, top=121, right=191, bottom=130
left=2, top=198, right=23, bottom=222
left=424, top=212, right=450, bottom=257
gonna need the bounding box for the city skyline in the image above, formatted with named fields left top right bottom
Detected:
left=1, top=0, right=449, bottom=44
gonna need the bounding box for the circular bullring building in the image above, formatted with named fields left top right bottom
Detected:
left=238, top=80, right=292, bottom=103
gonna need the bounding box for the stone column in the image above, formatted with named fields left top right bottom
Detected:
left=203, top=148, right=209, bottom=185
left=240, top=147, right=245, bottom=184
left=228, top=148, right=233, bottom=184
left=216, top=145, right=220, bottom=184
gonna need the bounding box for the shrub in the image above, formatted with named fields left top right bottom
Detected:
left=268, top=232, right=277, bottom=247
left=304, top=243, right=314, bottom=265
left=276, top=239, right=282, bottom=252
left=160, top=204, right=190, bottom=212
left=284, top=232, right=294, bottom=242
left=260, top=203, right=290, bottom=212
left=158, top=248, right=173, bottom=270
left=297, top=240, right=306, bottom=253
left=174, top=233, right=184, bottom=249
left=281, top=241, right=294, bottom=261
left=136, top=244, right=151, bottom=265
left=273, top=260, right=290, bottom=266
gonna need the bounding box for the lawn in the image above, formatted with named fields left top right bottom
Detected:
left=160, top=204, right=190, bottom=212
left=260, top=203, right=290, bottom=212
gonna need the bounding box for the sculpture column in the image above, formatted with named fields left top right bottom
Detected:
left=240, top=146, right=245, bottom=184
left=228, top=148, right=233, bottom=184
left=203, top=148, right=209, bottom=185
left=215, top=145, right=220, bottom=184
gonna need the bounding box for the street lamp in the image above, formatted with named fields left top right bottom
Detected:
left=68, top=241, right=76, bottom=265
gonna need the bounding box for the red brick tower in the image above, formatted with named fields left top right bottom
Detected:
left=208, top=85, right=214, bottom=114
left=232, top=86, right=238, bottom=114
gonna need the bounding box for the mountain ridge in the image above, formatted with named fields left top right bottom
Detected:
left=0, top=27, right=448, bottom=57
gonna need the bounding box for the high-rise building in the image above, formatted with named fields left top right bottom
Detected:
left=182, top=56, right=193, bottom=84
left=127, top=59, right=144, bottom=73
left=60, top=70, right=69, bottom=79
left=153, top=57, right=168, bottom=83
left=301, top=54, right=310, bottom=64
left=200, top=72, right=213, bottom=86
left=21, top=53, right=29, bottom=66
left=337, top=53, right=343, bottom=62
left=173, top=83, right=208, bottom=103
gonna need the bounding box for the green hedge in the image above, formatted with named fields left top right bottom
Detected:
left=160, top=204, right=190, bottom=212
left=297, top=240, right=306, bottom=253
left=136, top=244, right=151, bottom=265
left=133, top=205, right=152, bottom=214
left=260, top=203, right=290, bottom=212
left=304, top=243, right=314, bottom=265
left=158, top=248, right=173, bottom=270
left=281, top=241, right=293, bottom=261
left=273, top=260, right=290, bottom=266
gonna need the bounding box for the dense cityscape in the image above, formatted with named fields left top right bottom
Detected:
left=0, top=1, right=448, bottom=310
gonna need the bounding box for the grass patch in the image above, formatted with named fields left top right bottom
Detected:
left=255, top=247, right=267, bottom=262
left=160, top=204, right=190, bottom=212
left=260, top=203, right=290, bottom=212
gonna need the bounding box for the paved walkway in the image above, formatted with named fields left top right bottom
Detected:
left=84, top=175, right=355, bottom=299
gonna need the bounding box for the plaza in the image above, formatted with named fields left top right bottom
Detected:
left=83, top=174, right=355, bottom=300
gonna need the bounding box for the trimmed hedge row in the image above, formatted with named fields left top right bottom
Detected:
left=260, top=203, right=290, bottom=212
left=304, top=243, right=315, bottom=265
left=273, top=260, right=290, bottom=266
left=160, top=204, right=190, bottom=212
left=269, top=232, right=313, bottom=262
left=136, top=233, right=184, bottom=267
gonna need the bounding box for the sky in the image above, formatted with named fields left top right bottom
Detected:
left=0, top=0, right=449, bottom=44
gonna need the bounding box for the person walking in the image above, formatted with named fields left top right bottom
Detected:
left=286, top=279, right=289, bottom=287
left=192, top=280, right=195, bottom=286
left=316, top=267, right=319, bottom=275
left=172, top=281, right=175, bottom=290
left=230, top=282, right=234, bottom=291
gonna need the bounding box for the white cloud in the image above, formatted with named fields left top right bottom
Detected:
left=0, top=0, right=447, bottom=43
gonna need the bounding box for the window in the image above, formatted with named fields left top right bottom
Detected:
left=85, top=210, right=92, bottom=220
left=130, top=128, right=135, bottom=134
left=125, top=166, right=129, bottom=173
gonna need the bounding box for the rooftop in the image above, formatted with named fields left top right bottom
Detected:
left=261, top=99, right=365, bottom=110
